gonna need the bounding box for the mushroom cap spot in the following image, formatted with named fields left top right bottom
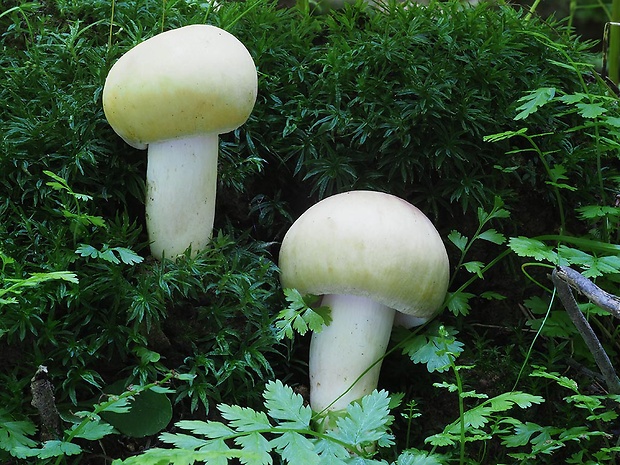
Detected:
left=279, top=191, right=450, bottom=319
left=102, top=24, right=258, bottom=149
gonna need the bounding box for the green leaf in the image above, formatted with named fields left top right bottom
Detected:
left=76, top=244, right=98, bottom=259
left=530, top=369, right=579, bottom=393
left=479, top=291, right=506, bottom=300
left=135, top=346, right=161, bottom=364
left=112, top=447, right=252, bottom=465
left=463, top=261, right=485, bottom=278
left=396, top=449, right=446, bottom=465
left=76, top=245, right=142, bottom=265
left=44, top=170, right=70, bottom=191
left=508, top=237, right=559, bottom=263
left=333, top=390, right=394, bottom=447
left=576, top=102, right=606, bottom=118
left=27, top=271, right=79, bottom=285
left=478, top=229, right=506, bottom=245
left=448, top=230, right=468, bottom=252
left=270, top=432, right=320, bottom=465
left=401, top=323, right=463, bottom=373
left=558, top=92, right=587, bottom=104
left=98, top=248, right=121, bottom=264
left=218, top=404, right=272, bottom=433
left=234, top=432, right=272, bottom=465
left=35, top=440, right=82, bottom=459
left=100, top=382, right=172, bottom=438
left=483, top=127, right=528, bottom=143
left=264, top=380, right=312, bottom=429
left=445, top=291, right=475, bottom=317
left=0, top=416, right=38, bottom=454
left=175, top=420, right=235, bottom=440
left=114, top=247, right=145, bottom=265
left=545, top=165, right=577, bottom=191
left=274, top=289, right=331, bottom=339
left=159, top=432, right=210, bottom=450
left=576, top=205, right=620, bottom=220
left=71, top=420, right=114, bottom=441
left=500, top=420, right=546, bottom=447
left=514, top=87, right=556, bottom=120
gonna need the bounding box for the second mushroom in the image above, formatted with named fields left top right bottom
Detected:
left=103, top=24, right=258, bottom=260
left=278, top=190, right=450, bottom=427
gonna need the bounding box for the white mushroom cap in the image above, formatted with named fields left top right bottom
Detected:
left=279, top=190, right=449, bottom=320
left=102, top=24, right=258, bottom=149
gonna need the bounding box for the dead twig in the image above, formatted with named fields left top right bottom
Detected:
left=551, top=267, right=620, bottom=395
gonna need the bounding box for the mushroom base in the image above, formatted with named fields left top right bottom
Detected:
left=146, top=134, right=219, bottom=260
left=309, top=294, right=395, bottom=419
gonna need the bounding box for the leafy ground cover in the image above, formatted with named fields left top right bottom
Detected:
left=2, top=0, right=620, bottom=463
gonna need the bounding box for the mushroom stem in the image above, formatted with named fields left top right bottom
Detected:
left=309, top=294, right=395, bottom=421
left=145, top=133, right=219, bottom=260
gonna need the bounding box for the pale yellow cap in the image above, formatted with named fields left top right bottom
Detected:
left=103, top=24, right=258, bottom=149
left=279, top=191, right=450, bottom=319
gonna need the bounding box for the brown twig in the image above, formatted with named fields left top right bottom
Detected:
left=551, top=267, right=620, bottom=394
left=555, top=266, right=620, bottom=318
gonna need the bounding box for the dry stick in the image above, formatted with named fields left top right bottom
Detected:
left=551, top=267, right=620, bottom=394
left=555, top=266, right=620, bottom=318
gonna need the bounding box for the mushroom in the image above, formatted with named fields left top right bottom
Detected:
left=278, top=190, right=449, bottom=425
left=102, top=24, right=258, bottom=260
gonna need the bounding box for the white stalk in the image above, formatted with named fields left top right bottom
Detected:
left=309, top=294, right=395, bottom=416
left=145, top=133, right=219, bottom=260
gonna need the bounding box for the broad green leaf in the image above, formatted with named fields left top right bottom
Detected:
left=401, top=324, right=463, bottom=373
left=425, top=431, right=456, bottom=447
left=508, top=237, right=559, bottom=263
left=547, top=164, right=568, bottom=183
left=558, top=92, right=587, bottom=104
left=576, top=102, right=606, bottom=118
left=576, top=205, right=620, bottom=219
left=71, top=420, right=115, bottom=441
left=114, top=247, right=144, bottom=265
left=479, top=291, right=506, bottom=300
left=270, top=431, right=320, bottom=465
left=500, top=420, right=545, bottom=447
left=0, top=418, right=38, bottom=453
left=112, top=447, right=253, bottom=465
left=36, top=440, right=82, bottom=459
left=175, top=420, right=235, bottom=439
left=514, top=87, right=556, bottom=120
left=100, top=385, right=172, bottom=438
left=218, top=404, right=272, bottom=432
left=445, top=291, right=474, bottom=316
left=462, top=406, right=493, bottom=428
left=530, top=369, right=579, bottom=393
left=396, top=449, right=446, bottom=465
left=159, top=431, right=210, bottom=449
left=234, top=432, right=272, bottom=465
left=135, top=346, right=161, bottom=364
left=274, top=289, right=331, bottom=339
left=478, top=229, right=506, bottom=245
left=463, top=261, right=484, bottom=278
left=27, top=271, right=79, bottom=285
left=76, top=244, right=98, bottom=259
left=264, top=380, right=312, bottom=429
left=448, top=230, right=468, bottom=252
left=333, top=390, right=394, bottom=447
left=98, top=248, right=121, bottom=264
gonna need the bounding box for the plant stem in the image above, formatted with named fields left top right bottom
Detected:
left=450, top=359, right=467, bottom=465
left=609, top=2, right=620, bottom=84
